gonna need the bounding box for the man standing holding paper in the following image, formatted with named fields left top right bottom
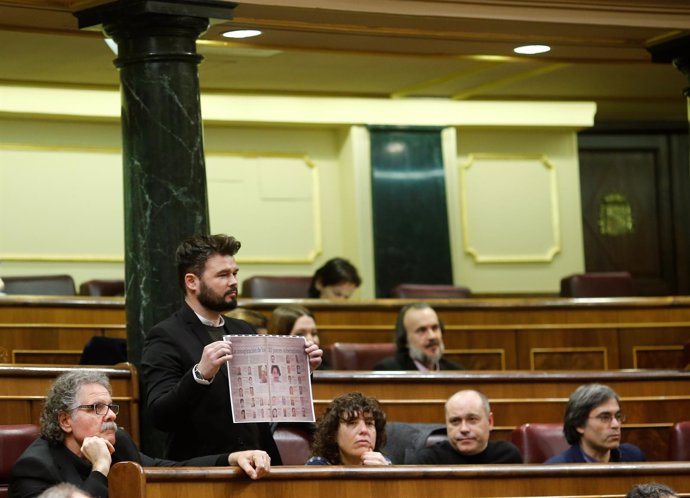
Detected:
left=142, top=234, right=323, bottom=462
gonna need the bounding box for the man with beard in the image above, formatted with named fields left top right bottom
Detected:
left=141, top=234, right=322, bottom=462
left=545, top=383, right=645, bottom=463
left=405, top=390, right=522, bottom=464
left=373, top=303, right=462, bottom=371
left=10, top=371, right=271, bottom=498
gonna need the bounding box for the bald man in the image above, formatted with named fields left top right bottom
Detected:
left=405, top=390, right=522, bottom=464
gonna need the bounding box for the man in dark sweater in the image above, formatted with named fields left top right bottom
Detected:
left=544, top=383, right=645, bottom=464
left=373, top=303, right=462, bottom=371
left=405, top=390, right=522, bottom=464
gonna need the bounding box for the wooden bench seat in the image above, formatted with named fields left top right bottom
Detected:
left=109, top=461, right=690, bottom=498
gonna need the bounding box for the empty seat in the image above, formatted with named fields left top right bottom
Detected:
left=0, top=424, right=40, bottom=498
left=1, top=275, right=76, bottom=296
left=330, top=342, right=396, bottom=370
left=79, top=279, right=125, bottom=297
left=668, top=420, right=690, bottom=460
left=559, top=272, right=634, bottom=297
left=272, top=424, right=313, bottom=464
left=80, top=336, right=128, bottom=365
left=510, top=423, right=568, bottom=463
left=385, top=422, right=446, bottom=464
left=241, top=276, right=312, bottom=299
left=390, top=283, right=471, bottom=299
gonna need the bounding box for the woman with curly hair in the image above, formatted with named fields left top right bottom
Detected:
left=306, top=392, right=391, bottom=465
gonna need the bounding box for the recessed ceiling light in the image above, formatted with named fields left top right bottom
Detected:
left=513, top=44, right=551, bottom=55
left=222, top=29, right=262, bottom=39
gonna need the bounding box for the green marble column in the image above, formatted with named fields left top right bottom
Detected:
left=76, top=0, right=236, bottom=455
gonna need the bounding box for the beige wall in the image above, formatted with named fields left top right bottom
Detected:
left=0, top=86, right=594, bottom=296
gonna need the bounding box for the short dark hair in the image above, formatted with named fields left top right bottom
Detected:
left=625, top=483, right=678, bottom=498
left=175, top=234, right=241, bottom=291
left=563, top=383, right=620, bottom=444
left=268, top=304, right=314, bottom=335
left=308, top=258, right=361, bottom=297
left=393, top=302, right=444, bottom=353
left=310, top=392, right=387, bottom=464
left=41, top=370, right=112, bottom=445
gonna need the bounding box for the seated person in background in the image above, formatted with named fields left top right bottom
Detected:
left=306, top=392, right=391, bottom=466
left=308, top=257, right=361, bottom=299
left=10, top=370, right=270, bottom=498
left=374, top=303, right=462, bottom=371
left=545, top=383, right=645, bottom=464
left=225, top=308, right=269, bottom=334
left=405, top=389, right=522, bottom=464
left=626, top=483, right=679, bottom=498
left=268, top=304, right=329, bottom=369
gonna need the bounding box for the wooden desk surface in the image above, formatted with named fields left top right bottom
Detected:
left=110, top=461, right=690, bottom=498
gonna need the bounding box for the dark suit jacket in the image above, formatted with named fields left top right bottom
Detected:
left=544, top=442, right=646, bottom=464
left=9, top=429, right=226, bottom=498
left=141, top=303, right=282, bottom=462
left=373, top=351, right=463, bottom=371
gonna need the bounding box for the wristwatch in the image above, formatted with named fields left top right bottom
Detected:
left=192, top=364, right=212, bottom=385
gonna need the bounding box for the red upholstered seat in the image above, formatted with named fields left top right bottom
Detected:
left=241, top=276, right=311, bottom=299
left=1, top=275, right=76, bottom=296
left=390, top=284, right=471, bottom=299
left=331, top=342, right=396, bottom=370
left=273, top=425, right=313, bottom=465
left=510, top=423, right=568, bottom=463
left=559, top=272, right=635, bottom=297
left=79, top=279, right=125, bottom=296
left=0, top=424, right=40, bottom=498
left=668, top=421, right=690, bottom=460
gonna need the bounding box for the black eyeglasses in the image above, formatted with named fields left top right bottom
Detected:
left=590, top=412, right=625, bottom=424
left=75, top=403, right=119, bottom=415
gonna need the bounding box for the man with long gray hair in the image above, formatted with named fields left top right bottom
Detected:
left=374, top=303, right=462, bottom=371
left=545, top=383, right=645, bottom=463
left=10, top=370, right=270, bottom=498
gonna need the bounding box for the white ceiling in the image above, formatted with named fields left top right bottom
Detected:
left=1, top=0, right=689, bottom=124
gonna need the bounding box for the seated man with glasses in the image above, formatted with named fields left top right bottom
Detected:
left=545, top=383, right=645, bottom=463
left=10, top=370, right=270, bottom=498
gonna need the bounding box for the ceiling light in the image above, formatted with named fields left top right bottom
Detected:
left=513, top=45, right=551, bottom=55
left=222, top=29, right=262, bottom=39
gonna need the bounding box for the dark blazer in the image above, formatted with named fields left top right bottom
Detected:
left=141, top=303, right=282, bottom=462
left=544, top=442, right=646, bottom=464
left=373, top=351, right=463, bottom=371
left=9, top=429, right=226, bottom=498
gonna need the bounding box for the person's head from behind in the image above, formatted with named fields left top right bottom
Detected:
left=37, top=482, right=92, bottom=498
left=625, top=483, right=679, bottom=498
left=311, top=392, right=387, bottom=465
left=225, top=308, right=269, bottom=334
left=308, top=258, right=361, bottom=299
left=445, top=390, right=493, bottom=456
left=268, top=304, right=319, bottom=346
left=563, top=383, right=623, bottom=458
left=176, top=234, right=241, bottom=312
left=41, top=370, right=119, bottom=456
left=394, top=303, right=445, bottom=368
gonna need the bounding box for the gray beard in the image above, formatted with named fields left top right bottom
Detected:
left=409, top=341, right=444, bottom=368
